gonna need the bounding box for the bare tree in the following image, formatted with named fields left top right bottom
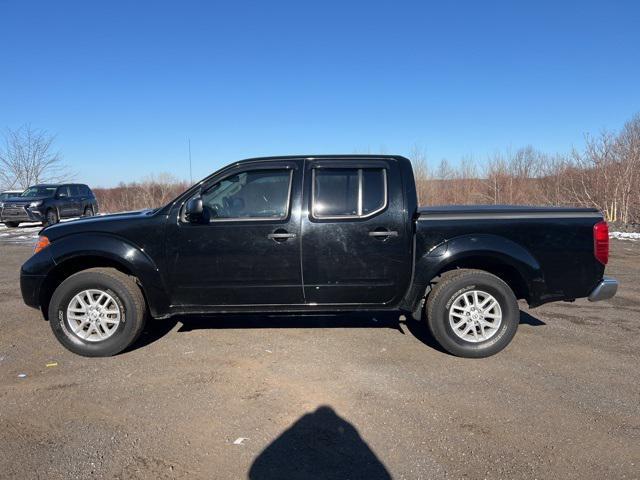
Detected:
left=614, top=114, right=640, bottom=224
left=409, top=144, right=430, bottom=203
left=0, top=125, right=72, bottom=189
left=483, top=152, right=508, bottom=204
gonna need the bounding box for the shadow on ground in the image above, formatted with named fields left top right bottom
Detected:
left=248, top=405, right=391, bottom=480
left=128, top=310, right=545, bottom=355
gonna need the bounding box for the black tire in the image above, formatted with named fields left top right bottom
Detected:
left=44, top=209, right=59, bottom=226
left=426, top=269, right=519, bottom=358
left=83, top=206, right=94, bottom=217
left=4, top=221, right=20, bottom=228
left=48, top=268, right=147, bottom=357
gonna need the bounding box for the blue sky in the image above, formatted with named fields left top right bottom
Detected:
left=1, top=0, right=639, bottom=187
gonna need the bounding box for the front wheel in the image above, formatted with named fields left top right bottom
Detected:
left=3, top=221, right=20, bottom=228
left=48, top=268, right=147, bottom=357
left=83, top=207, right=94, bottom=217
left=44, top=209, right=59, bottom=226
left=426, top=269, right=519, bottom=358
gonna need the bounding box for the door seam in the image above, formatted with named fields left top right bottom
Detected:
left=299, top=159, right=307, bottom=302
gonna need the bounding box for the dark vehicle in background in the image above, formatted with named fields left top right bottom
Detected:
left=0, top=183, right=98, bottom=228
left=19, top=156, right=617, bottom=358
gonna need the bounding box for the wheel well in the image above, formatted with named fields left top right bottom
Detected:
left=39, top=256, right=137, bottom=320
left=435, top=257, right=529, bottom=301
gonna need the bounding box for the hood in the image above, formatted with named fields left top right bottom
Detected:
left=3, top=195, right=51, bottom=204
left=41, top=209, right=157, bottom=240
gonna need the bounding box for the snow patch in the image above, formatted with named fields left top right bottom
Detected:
left=610, top=231, right=640, bottom=241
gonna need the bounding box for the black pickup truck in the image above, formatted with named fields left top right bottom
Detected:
left=20, top=155, right=617, bottom=358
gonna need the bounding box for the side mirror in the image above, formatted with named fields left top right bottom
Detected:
left=185, top=197, right=204, bottom=222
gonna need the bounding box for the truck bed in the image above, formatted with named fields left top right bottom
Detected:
left=418, top=204, right=600, bottom=219
left=413, top=204, right=605, bottom=307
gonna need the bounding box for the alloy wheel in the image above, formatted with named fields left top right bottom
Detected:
left=66, top=289, right=122, bottom=342
left=448, top=290, right=503, bottom=343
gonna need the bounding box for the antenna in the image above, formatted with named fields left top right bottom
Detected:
left=188, top=138, right=192, bottom=184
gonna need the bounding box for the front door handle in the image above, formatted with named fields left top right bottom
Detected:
left=267, top=230, right=297, bottom=242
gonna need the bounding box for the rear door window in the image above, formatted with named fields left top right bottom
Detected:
left=312, top=168, right=387, bottom=219
left=362, top=169, right=386, bottom=215
left=313, top=169, right=359, bottom=217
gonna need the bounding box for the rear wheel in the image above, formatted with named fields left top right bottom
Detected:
left=426, top=269, right=519, bottom=358
left=44, top=209, right=59, bottom=226
left=48, top=268, right=147, bottom=357
left=4, top=221, right=20, bottom=228
left=83, top=206, right=94, bottom=217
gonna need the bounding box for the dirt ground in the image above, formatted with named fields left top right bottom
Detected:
left=0, top=238, right=639, bottom=479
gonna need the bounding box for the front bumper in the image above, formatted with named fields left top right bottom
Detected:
left=1, top=205, right=44, bottom=223
left=20, top=247, right=56, bottom=311
left=588, top=277, right=618, bottom=302
left=20, top=273, right=46, bottom=309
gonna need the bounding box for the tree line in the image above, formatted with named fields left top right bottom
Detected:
left=412, top=113, right=639, bottom=224
left=92, top=174, right=189, bottom=213
left=2, top=114, right=639, bottom=225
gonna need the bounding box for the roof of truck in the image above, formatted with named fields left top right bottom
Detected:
left=235, top=154, right=408, bottom=162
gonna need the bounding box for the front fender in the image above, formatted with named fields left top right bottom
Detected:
left=48, top=233, right=170, bottom=318
left=403, top=234, right=546, bottom=311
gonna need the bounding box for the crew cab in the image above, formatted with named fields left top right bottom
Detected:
left=20, top=156, right=618, bottom=358
left=0, top=183, right=98, bottom=228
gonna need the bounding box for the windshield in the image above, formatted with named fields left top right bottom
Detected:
left=20, top=186, right=57, bottom=198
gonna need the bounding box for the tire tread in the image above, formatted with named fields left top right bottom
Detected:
left=49, top=267, right=147, bottom=356
left=425, top=268, right=518, bottom=358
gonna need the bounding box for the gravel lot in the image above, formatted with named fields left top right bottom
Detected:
left=0, top=236, right=639, bottom=479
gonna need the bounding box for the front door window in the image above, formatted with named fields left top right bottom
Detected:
left=201, top=170, right=292, bottom=221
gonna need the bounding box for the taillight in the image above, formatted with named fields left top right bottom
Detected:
left=593, top=221, right=609, bottom=265
left=34, top=236, right=50, bottom=254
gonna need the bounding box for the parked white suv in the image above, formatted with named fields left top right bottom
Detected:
left=0, top=190, right=23, bottom=201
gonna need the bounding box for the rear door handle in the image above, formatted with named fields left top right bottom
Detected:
left=368, top=230, right=398, bottom=238
left=267, top=231, right=297, bottom=242
left=267, top=233, right=296, bottom=239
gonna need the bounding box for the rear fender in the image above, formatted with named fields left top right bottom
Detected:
left=403, top=233, right=546, bottom=312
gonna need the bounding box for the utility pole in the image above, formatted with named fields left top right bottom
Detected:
left=188, top=138, right=193, bottom=184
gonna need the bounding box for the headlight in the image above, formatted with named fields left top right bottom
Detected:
left=0, top=202, right=4, bottom=208
left=29, top=201, right=43, bottom=207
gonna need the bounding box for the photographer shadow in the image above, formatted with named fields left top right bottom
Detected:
left=248, top=405, right=391, bottom=480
